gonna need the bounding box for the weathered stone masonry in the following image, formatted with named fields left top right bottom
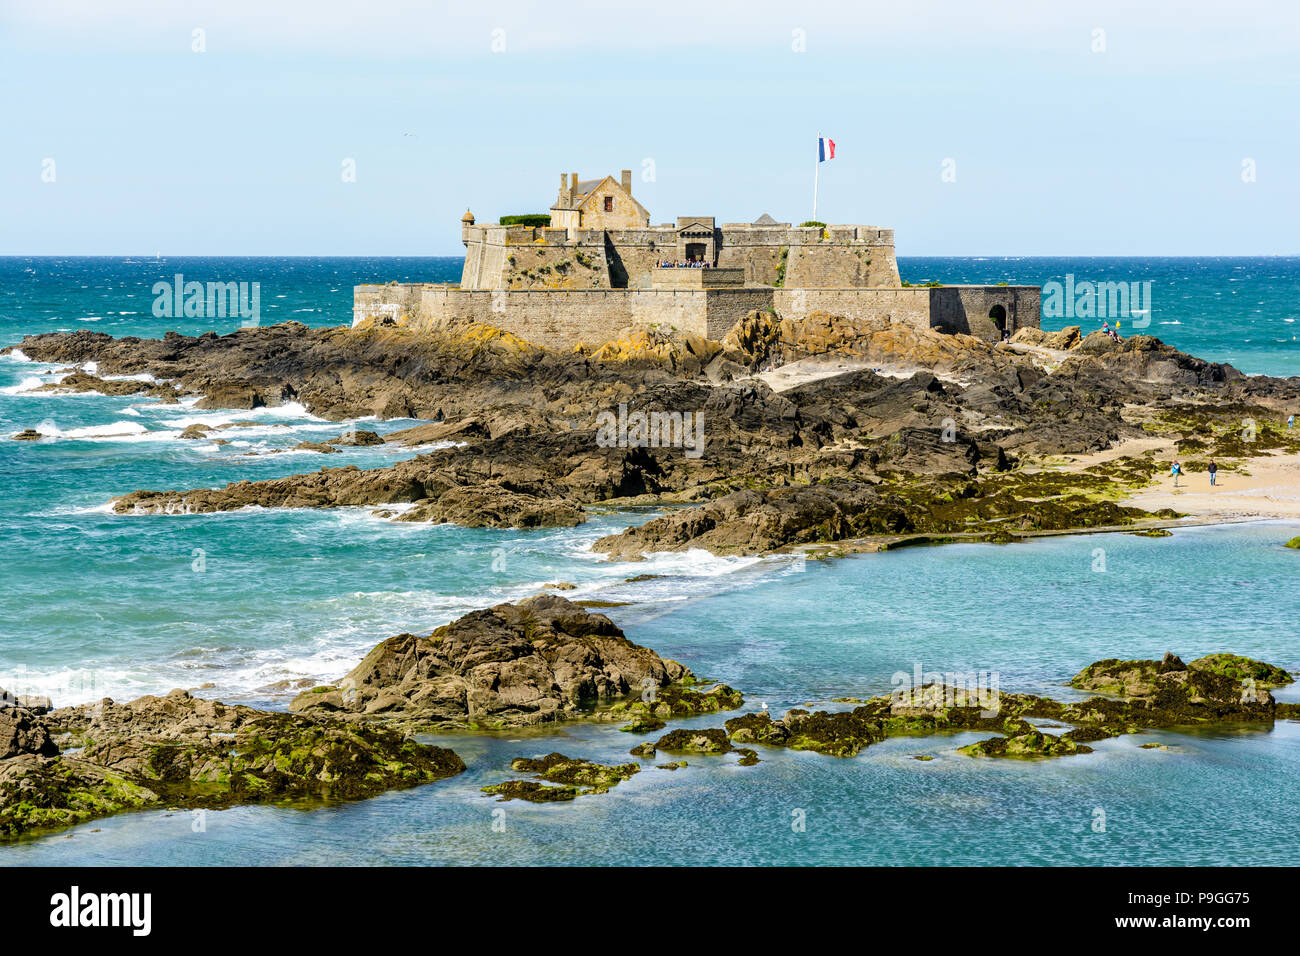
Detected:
left=355, top=167, right=1041, bottom=348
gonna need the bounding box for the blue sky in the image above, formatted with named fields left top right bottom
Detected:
left=2, top=0, right=1297, bottom=255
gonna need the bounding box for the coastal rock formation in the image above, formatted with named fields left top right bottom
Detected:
left=0, top=690, right=464, bottom=838
left=0, top=706, right=59, bottom=760
left=673, top=651, right=1295, bottom=763
left=8, top=314, right=1299, bottom=554
left=592, top=472, right=1164, bottom=558
left=1069, top=652, right=1293, bottom=697
left=481, top=752, right=642, bottom=802
left=290, top=595, right=694, bottom=729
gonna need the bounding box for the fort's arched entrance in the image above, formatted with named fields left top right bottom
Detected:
left=989, top=304, right=1007, bottom=336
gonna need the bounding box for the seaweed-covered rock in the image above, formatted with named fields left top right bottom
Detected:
left=779, top=708, right=886, bottom=758
left=604, top=681, right=744, bottom=724
left=508, top=752, right=639, bottom=789
left=724, top=712, right=792, bottom=746
left=1070, top=657, right=1170, bottom=697
left=481, top=780, right=579, bottom=802
left=959, top=731, right=1092, bottom=758
left=291, top=595, right=691, bottom=729
left=0, top=690, right=464, bottom=838
left=1188, top=653, right=1293, bottom=687
left=652, top=728, right=733, bottom=755
left=619, top=718, right=666, bottom=734
left=483, top=751, right=640, bottom=801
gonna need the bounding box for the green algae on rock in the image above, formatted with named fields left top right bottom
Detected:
left=481, top=780, right=580, bottom=802
left=0, top=691, right=465, bottom=839
left=509, top=753, right=640, bottom=789
left=649, top=728, right=734, bottom=755
left=604, top=681, right=744, bottom=725
left=618, top=718, right=666, bottom=734
left=481, top=752, right=640, bottom=802
left=958, top=731, right=1091, bottom=758
left=1070, top=651, right=1293, bottom=696
left=1189, top=653, right=1293, bottom=687
left=710, top=650, right=1290, bottom=764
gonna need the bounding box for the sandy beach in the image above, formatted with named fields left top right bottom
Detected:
left=1127, top=451, right=1300, bottom=521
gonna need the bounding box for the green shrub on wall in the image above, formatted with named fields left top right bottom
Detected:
left=499, top=214, right=552, bottom=227
left=799, top=220, right=826, bottom=228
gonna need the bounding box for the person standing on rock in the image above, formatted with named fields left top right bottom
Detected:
left=1208, top=459, right=1218, bottom=487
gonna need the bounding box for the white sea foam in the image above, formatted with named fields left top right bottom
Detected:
left=44, top=420, right=150, bottom=439
left=1, top=375, right=46, bottom=395
left=82, top=360, right=99, bottom=374
left=153, top=400, right=322, bottom=429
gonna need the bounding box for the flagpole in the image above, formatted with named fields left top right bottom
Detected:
left=812, top=134, right=820, bottom=221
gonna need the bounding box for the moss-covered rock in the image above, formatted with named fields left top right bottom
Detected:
left=507, top=752, right=639, bottom=789
left=1188, top=653, right=1293, bottom=687
left=604, top=682, right=744, bottom=724
left=959, top=731, right=1091, bottom=758
left=651, top=728, right=733, bottom=755
left=0, top=690, right=464, bottom=839
left=618, top=718, right=666, bottom=734
left=480, top=780, right=579, bottom=802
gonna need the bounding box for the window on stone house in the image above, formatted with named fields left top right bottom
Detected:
left=604, top=196, right=614, bottom=212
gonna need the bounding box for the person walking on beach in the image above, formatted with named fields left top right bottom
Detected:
left=1208, top=459, right=1218, bottom=487
left=1171, top=460, right=1182, bottom=488
left=1290, top=415, right=1295, bottom=429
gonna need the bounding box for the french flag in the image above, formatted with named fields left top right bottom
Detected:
left=818, top=137, right=835, bottom=162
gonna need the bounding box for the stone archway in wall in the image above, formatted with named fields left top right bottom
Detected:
left=989, top=304, right=1008, bottom=337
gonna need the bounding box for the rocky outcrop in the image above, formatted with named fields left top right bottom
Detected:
left=629, top=651, right=1295, bottom=764
left=481, top=752, right=642, bottom=802
left=394, top=485, right=585, bottom=528
left=329, top=429, right=383, bottom=447
left=0, top=707, right=59, bottom=760
left=592, top=472, right=1163, bottom=558
left=1070, top=652, right=1293, bottom=697
left=8, top=315, right=1295, bottom=548
left=290, top=595, right=694, bottom=729
left=0, top=690, right=463, bottom=838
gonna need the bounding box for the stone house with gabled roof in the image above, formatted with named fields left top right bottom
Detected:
left=550, top=170, right=650, bottom=230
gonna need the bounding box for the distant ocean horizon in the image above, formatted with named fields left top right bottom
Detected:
left=2, top=255, right=1297, bottom=378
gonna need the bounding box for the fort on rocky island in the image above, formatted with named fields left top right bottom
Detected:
left=354, top=168, right=1041, bottom=348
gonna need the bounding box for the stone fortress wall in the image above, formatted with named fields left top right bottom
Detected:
left=457, top=218, right=899, bottom=292
left=354, top=282, right=1041, bottom=347
left=354, top=166, right=1041, bottom=349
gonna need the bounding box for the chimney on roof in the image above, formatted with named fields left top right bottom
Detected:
left=621, top=169, right=632, bottom=194
left=569, top=172, right=578, bottom=203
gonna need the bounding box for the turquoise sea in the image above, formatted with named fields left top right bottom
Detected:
left=1, top=256, right=1298, bottom=866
